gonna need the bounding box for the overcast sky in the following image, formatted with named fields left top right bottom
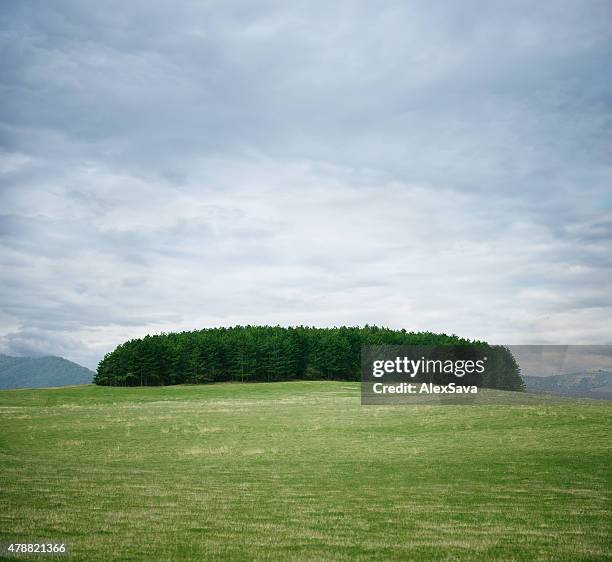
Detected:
left=1, top=1, right=611, bottom=369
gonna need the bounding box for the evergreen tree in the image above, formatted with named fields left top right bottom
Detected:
left=95, top=326, right=525, bottom=391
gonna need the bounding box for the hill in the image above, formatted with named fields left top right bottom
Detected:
left=0, top=354, right=94, bottom=389
left=523, top=370, right=612, bottom=400
left=0, top=382, right=609, bottom=560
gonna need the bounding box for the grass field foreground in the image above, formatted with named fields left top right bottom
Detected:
left=0, top=382, right=610, bottom=561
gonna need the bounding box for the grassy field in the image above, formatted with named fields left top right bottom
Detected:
left=0, top=382, right=610, bottom=561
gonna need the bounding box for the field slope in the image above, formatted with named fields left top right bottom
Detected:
left=0, top=382, right=610, bottom=561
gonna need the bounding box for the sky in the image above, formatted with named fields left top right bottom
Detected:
left=1, top=1, right=611, bottom=369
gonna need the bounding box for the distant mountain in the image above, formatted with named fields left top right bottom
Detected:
left=0, top=354, right=94, bottom=389
left=523, top=370, right=612, bottom=400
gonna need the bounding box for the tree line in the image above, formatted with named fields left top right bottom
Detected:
left=94, top=325, right=524, bottom=390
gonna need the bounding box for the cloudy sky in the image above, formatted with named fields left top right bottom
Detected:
left=1, top=1, right=611, bottom=369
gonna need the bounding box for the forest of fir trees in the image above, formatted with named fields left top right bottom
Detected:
left=94, top=326, right=525, bottom=391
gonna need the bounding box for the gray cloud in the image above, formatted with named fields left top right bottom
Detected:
left=1, top=0, right=611, bottom=369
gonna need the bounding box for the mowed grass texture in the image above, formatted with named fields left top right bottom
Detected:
left=0, top=383, right=610, bottom=561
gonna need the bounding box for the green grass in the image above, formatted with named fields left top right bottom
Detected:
left=0, top=382, right=610, bottom=561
